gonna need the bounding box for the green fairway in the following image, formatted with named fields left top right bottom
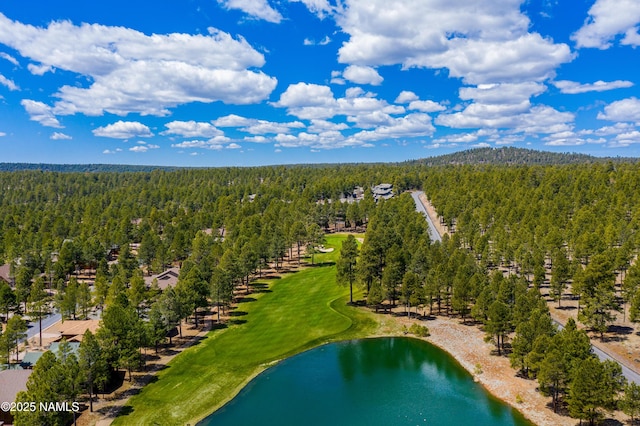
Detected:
left=115, top=234, right=379, bottom=425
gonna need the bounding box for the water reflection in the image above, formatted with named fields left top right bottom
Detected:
left=201, top=337, right=532, bottom=426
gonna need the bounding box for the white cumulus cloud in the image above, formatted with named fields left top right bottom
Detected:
left=0, top=13, right=277, bottom=117
left=218, top=0, right=283, bottom=23
left=408, top=100, right=446, bottom=113
left=93, top=121, right=153, bottom=139
left=289, top=0, right=333, bottom=18
left=21, top=99, right=62, bottom=128
left=27, top=63, right=54, bottom=75
left=572, top=0, right=640, bottom=49
left=171, top=139, right=227, bottom=150
left=395, top=91, right=419, bottom=104
left=50, top=132, right=72, bottom=140
left=342, top=65, right=383, bottom=85
left=162, top=121, right=224, bottom=138
left=335, top=0, right=572, bottom=85
left=597, top=97, right=640, bottom=124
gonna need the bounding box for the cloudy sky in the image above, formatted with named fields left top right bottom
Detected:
left=1, top=0, right=640, bottom=166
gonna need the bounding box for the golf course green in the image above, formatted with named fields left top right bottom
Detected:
left=115, top=234, right=378, bottom=425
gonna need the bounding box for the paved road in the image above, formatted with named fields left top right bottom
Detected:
left=25, top=311, right=61, bottom=340
left=411, top=191, right=442, bottom=243
left=553, top=320, right=640, bottom=385
left=410, top=191, right=640, bottom=385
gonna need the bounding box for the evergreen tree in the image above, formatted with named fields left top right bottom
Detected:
left=567, top=358, right=624, bottom=425
left=550, top=248, right=570, bottom=307
left=28, top=276, right=50, bottom=347
left=336, top=235, right=359, bottom=304
left=537, top=348, right=567, bottom=412
left=4, top=314, right=27, bottom=363
left=620, top=382, right=640, bottom=425
left=0, top=281, right=16, bottom=323
left=367, top=280, right=384, bottom=312
left=79, top=330, right=108, bottom=412
left=578, top=279, right=620, bottom=340
left=485, top=300, right=510, bottom=356
left=13, top=351, right=74, bottom=426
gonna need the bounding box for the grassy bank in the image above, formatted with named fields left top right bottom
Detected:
left=115, top=234, right=379, bottom=425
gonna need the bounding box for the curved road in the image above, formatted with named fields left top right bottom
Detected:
left=411, top=191, right=640, bottom=385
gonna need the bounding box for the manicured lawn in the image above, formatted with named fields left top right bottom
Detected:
left=115, top=234, right=378, bottom=425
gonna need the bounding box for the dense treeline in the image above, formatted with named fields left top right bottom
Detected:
left=3, top=157, right=640, bottom=424
left=424, top=163, right=640, bottom=331
left=349, top=162, right=640, bottom=424
left=0, top=163, right=424, bottom=425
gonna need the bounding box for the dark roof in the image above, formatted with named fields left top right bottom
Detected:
left=144, top=267, right=180, bottom=290
left=0, top=369, right=32, bottom=404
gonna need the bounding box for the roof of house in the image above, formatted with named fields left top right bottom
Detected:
left=21, top=351, right=44, bottom=368
left=47, top=319, right=100, bottom=341
left=372, top=184, right=394, bottom=200
left=144, top=267, right=180, bottom=290
left=48, top=341, right=81, bottom=357
left=0, top=369, right=32, bottom=404
left=0, top=263, right=11, bottom=284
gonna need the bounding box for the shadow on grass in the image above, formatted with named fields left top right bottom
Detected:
left=248, top=282, right=272, bottom=293
left=229, top=310, right=248, bottom=317
left=236, top=297, right=257, bottom=304
left=114, top=405, right=134, bottom=418
left=259, top=274, right=281, bottom=280
left=229, top=318, right=247, bottom=325
left=210, top=322, right=228, bottom=331
left=311, top=261, right=336, bottom=267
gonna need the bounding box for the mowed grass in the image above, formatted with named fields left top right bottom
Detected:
left=115, top=234, right=377, bottom=425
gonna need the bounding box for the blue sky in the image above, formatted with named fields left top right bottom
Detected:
left=1, top=0, right=640, bottom=166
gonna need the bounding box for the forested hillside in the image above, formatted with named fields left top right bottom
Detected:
left=3, top=147, right=638, bottom=174
left=413, top=147, right=638, bottom=166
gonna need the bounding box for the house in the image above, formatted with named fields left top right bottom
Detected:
left=48, top=341, right=81, bottom=357
left=0, top=263, right=12, bottom=286
left=144, top=267, right=180, bottom=291
left=0, top=369, right=32, bottom=425
left=46, top=319, right=101, bottom=343
left=21, top=351, right=44, bottom=369
left=372, top=183, right=394, bottom=201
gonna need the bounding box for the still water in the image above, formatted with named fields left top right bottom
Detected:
left=200, top=337, right=532, bottom=426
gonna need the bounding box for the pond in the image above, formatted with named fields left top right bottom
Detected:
left=199, top=337, right=532, bottom=426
